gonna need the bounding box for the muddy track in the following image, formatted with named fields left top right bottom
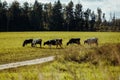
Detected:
left=0, top=56, right=55, bottom=70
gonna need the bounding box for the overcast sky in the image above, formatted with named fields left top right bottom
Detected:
left=1, top=0, right=120, bottom=20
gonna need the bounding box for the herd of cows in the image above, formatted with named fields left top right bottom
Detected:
left=22, top=37, right=98, bottom=48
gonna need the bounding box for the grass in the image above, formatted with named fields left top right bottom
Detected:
left=0, top=32, right=120, bottom=80
left=0, top=44, right=120, bottom=80
left=0, top=62, right=119, bottom=80
left=0, top=32, right=120, bottom=64
left=0, top=32, right=120, bottom=48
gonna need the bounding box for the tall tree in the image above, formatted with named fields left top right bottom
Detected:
left=102, top=13, right=107, bottom=26
left=32, top=0, right=43, bottom=30
left=96, top=8, right=102, bottom=29
left=0, top=1, right=2, bottom=31
left=90, top=11, right=96, bottom=31
left=74, top=3, right=84, bottom=31
left=43, top=3, right=53, bottom=30
left=65, top=1, right=74, bottom=31
left=20, top=2, right=30, bottom=30
left=10, top=1, right=21, bottom=31
left=0, top=1, right=8, bottom=31
left=50, top=0, right=63, bottom=30
left=84, top=8, right=91, bottom=31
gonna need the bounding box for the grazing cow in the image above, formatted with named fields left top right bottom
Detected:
left=23, top=39, right=33, bottom=47
left=84, top=37, right=98, bottom=46
left=44, top=39, right=62, bottom=48
left=67, top=38, right=80, bottom=46
left=31, top=39, right=42, bottom=47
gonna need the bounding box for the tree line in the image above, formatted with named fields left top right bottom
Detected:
left=0, top=0, right=120, bottom=31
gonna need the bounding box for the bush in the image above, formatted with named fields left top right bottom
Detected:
left=57, top=43, right=120, bottom=66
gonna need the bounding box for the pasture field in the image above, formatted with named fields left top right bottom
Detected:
left=0, top=32, right=120, bottom=64
left=0, top=32, right=120, bottom=80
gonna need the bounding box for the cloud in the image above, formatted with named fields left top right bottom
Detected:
left=79, top=0, right=120, bottom=20
left=81, top=0, right=103, bottom=2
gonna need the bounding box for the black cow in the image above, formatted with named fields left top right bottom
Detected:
left=23, top=39, right=33, bottom=47
left=44, top=39, right=62, bottom=48
left=31, top=39, right=42, bottom=47
left=67, top=38, right=80, bottom=46
left=84, top=37, right=98, bottom=46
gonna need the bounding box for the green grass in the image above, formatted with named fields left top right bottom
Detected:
left=0, top=61, right=120, bottom=80
left=0, top=32, right=120, bottom=48
left=0, top=32, right=119, bottom=64
left=0, top=32, right=120, bottom=80
left=0, top=32, right=120, bottom=64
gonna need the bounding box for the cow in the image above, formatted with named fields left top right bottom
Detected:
left=22, top=39, right=33, bottom=47
left=67, top=38, right=80, bottom=46
left=31, top=39, right=42, bottom=47
left=84, top=37, right=98, bottom=46
left=44, top=39, right=62, bottom=48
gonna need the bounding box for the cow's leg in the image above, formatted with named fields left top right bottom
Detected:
left=77, top=41, right=80, bottom=45
left=57, top=44, right=61, bottom=48
left=90, top=43, right=92, bottom=46
left=87, top=43, right=89, bottom=45
left=96, top=42, right=98, bottom=46
left=40, top=43, right=42, bottom=48
left=60, top=44, right=63, bottom=48
left=31, top=43, right=34, bottom=47
left=34, top=43, right=37, bottom=47
left=33, top=43, right=36, bottom=47
left=56, top=44, right=58, bottom=48
left=23, top=43, right=26, bottom=47
left=88, top=43, right=91, bottom=46
left=49, top=44, right=52, bottom=49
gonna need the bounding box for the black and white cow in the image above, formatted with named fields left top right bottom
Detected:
left=84, top=37, right=98, bottom=46
left=44, top=39, right=62, bottom=48
left=67, top=38, right=80, bottom=46
left=23, top=39, right=33, bottom=47
left=31, top=39, right=42, bottom=47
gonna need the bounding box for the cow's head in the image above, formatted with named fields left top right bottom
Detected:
left=84, top=40, right=88, bottom=44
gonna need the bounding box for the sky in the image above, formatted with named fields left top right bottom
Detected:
left=1, top=0, right=120, bottom=20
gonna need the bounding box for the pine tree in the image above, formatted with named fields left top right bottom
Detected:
left=74, top=3, right=83, bottom=31
left=96, top=8, right=102, bottom=29
left=84, top=8, right=91, bottom=31
left=9, top=1, right=21, bottom=31
left=65, top=1, right=74, bottom=31
left=32, top=0, right=43, bottom=30
left=90, top=11, right=96, bottom=31
left=50, top=0, right=63, bottom=31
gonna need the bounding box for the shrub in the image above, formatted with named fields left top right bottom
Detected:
left=57, top=43, right=120, bottom=66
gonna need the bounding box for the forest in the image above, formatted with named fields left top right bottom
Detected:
left=0, top=0, right=120, bottom=31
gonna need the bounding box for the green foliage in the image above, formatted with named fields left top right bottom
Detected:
left=0, top=0, right=120, bottom=31
left=50, top=0, right=64, bottom=30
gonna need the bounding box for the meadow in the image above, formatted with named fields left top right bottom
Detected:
left=0, top=32, right=120, bottom=80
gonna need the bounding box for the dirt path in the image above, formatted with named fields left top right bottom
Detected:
left=0, top=56, right=55, bottom=70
